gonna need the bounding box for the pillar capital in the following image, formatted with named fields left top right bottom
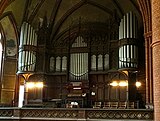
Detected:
left=144, top=31, right=152, bottom=39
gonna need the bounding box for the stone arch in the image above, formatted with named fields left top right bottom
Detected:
left=137, top=0, right=153, bottom=104
left=0, top=11, right=19, bottom=104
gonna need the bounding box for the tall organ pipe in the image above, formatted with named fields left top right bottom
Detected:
left=18, top=22, right=37, bottom=73
left=118, top=12, right=138, bottom=69
left=70, top=53, right=88, bottom=81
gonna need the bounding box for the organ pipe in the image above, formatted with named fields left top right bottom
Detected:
left=70, top=53, right=88, bottom=81
left=18, top=22, right=37, bottom=73
left=123, top=14, right=126, bottom=39
left=119, top=12, right=138, bottom=40
left=130, top=11, right=133, bottom=38
left=118, top=12, right=138, bottom=69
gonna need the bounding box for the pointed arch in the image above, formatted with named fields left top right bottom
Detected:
left=0, top=0, right=15, bottom=15
left=0, top=11, right=19, bottom=104
left=50, top=0, right=114, bottom=43
left=137, top=0, right=153, bottom=104
left=0, top=11, right=19, bottom=57
left=0, top=23, right=4, bottom=80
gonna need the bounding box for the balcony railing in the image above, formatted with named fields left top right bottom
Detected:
left=0, top=107, right=153, bottom=121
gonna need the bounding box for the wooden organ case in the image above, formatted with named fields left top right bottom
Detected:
left=17, top=12, right=144, bottom=108
left=47, top=19, right=120, bottom=108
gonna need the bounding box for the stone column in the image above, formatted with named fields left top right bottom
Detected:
left=144, top=32, right=153, bottom=104
left=137, top=0, right=153, bottom=107
left=152, top=0, right=160, bottom=120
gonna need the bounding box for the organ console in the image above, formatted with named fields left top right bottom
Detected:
left=65, top=81, right=89, bottom=108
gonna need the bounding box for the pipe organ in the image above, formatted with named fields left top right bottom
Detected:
left=119, top=12, right=138, bottom=69
left=18, top=22, right=37, bottom=73
left=14, top=11, right=145, bottom=108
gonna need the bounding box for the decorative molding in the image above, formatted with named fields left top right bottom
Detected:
left=0, top=108, right=153, bottom=120
left=144, top=31, right=152, bottom=38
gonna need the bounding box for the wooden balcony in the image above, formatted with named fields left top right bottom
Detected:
left=0, top=107, right=153, bottom=121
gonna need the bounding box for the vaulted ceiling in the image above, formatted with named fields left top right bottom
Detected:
left=0, top=0, right=143, bottom=43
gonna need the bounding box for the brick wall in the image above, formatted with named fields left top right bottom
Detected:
left=152, top=0, right=160, bottom=120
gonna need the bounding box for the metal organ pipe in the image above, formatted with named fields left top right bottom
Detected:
left=127, top=45, right=129, bottom=67
left=123, top=15, right=126, bottom=39
left=18, top=22, right=37, bottom=73
left=121, top=19, right=124, bottom=40
left=23, top=23, right=28, bottom=45
left=130, top=11, right=133, bottom=38
left=70, top=53, right=88, bottom=81
left=118, top=12, right=138, bottom=69
left=127, top=13, right=129, bottom=38
left=69, top=36, right=88, bottom=81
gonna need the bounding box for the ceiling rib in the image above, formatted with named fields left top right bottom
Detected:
left=129, top=0, right=141, bottom=15
left=87, top=0, right=113, bottom=16
left=50, top=0, right=85, bottom=43
left=28, top=0, right=45, bottom=24
left=22, top=0, right=31, bottom=22
left=112, top=0, right=124, bottom=17
left=50, top=0, right=115, bottom=43
left=49, top=0, right=62, bottom=31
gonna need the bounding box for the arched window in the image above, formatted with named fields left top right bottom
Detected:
left=62, top=56, right=67, bottom=71
left=0, top=15, right=17, bottom=57
left=98, top=54, right=103, bottom=70
left=56, top=56, right=61, bottom=71
left=0, top=33, right=2, bottom=75
left=0, top=13, right=18, bottom=104
left=104, top=54, right=109, bottom=70
left=49, top=57, right=55, bottom=71
left=91, top=55, right=96, bottom=70
left=0, top=27, right=4, bottom=81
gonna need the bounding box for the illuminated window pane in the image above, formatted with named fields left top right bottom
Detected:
left=62, top=56, right=67, bottom=71
left=98, top=54, right=103, bottom=70
left=0, top=42, right=2, bottom=73
left=91, top=55, right=96, bottom=70
left=56, top=56, right=61, bottom=71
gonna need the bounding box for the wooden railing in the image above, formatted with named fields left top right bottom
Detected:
left=0, top=107, right=153, bottom=120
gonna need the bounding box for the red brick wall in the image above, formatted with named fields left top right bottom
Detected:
left=152, top=0, right=160, bottom=120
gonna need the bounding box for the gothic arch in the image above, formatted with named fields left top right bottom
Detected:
left=0, top=11, right=19, bottom=104
left=137, top=0, right=153, bottom=104
left=50, top=0, right=114, bottom=42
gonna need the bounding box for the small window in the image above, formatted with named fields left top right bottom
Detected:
left=56, top=56, right=61, bottom=71
left=50, top=57, right=55, bottom=71
left=0, top=41, right=2, bottom=74
left=98, top=54, right=103, bottom=70
left=91, top=55, right=96, bottom=70
left=62, top=56, right=67, bottom=71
